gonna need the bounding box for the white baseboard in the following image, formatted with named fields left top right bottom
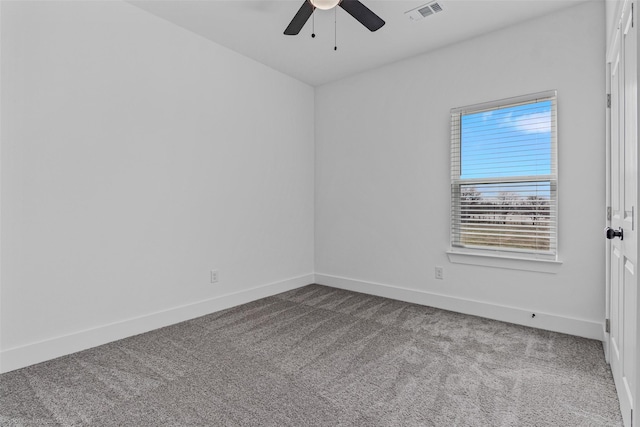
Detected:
left=0, top=274, right=313, bottom=374
left=315, top=273, right=603, bottom=341
left=1, top=272, right=603, bottom=374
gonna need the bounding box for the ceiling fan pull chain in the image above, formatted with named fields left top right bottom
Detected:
left=334, top=7, right=337, bottom=50
left=312, top=9, right=316, bottom=38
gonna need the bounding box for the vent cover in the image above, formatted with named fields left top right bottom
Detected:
left=418, top=6, right=433, bottom=17
left=406, top=2, right=443, bottom=21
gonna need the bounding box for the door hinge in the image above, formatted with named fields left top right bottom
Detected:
left=607, top=206, right=612, bottom=221
left=633, top=3, right=635, bottom=28
left=607, top=94, right=611, bottom=108
left=605, top=318, right=610, bottom=333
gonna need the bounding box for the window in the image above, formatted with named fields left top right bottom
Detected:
left=450, top=91, right=557, bottom=260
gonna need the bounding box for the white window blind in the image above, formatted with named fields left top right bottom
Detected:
left=450, top=91, right=557, bottom=258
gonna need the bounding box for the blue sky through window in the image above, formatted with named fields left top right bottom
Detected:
left=460, top=100, right=552, bottom=198
left=461, top=100, right=552, bottom=178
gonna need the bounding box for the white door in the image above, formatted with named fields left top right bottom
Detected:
left=608, top=3, right=637, bottom=426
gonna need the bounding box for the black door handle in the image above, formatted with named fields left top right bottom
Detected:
left=605, top=227, right=624, bottom=240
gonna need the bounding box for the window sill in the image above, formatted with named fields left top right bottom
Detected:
left=446, top=250, right=563, bottom=274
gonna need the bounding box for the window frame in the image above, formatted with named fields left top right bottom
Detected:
left=449, top=90, right=559, bottom=262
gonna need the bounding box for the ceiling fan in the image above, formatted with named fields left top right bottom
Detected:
left=284, top=0, right=385, bottom=36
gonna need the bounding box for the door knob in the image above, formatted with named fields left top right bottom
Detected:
left=605, top=227, right=624, bottom=240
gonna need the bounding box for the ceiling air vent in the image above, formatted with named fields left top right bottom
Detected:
left=406, top=2, right=443, bottom=21
left=430, top=2, right=443, bottom=13
left=417, top=6, right=433, bottom=17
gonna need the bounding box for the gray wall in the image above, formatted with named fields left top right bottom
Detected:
left=0, top=0, right=607, bottom=372
left=315, top=1, right=606, bottom=338
left=0, top=1, right=315, bottom=372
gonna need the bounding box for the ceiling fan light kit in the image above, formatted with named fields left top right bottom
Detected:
left=310, top=0, right=341, bottom=11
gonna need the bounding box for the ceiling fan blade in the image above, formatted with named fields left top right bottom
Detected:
left=339, top=0, right=385, bottom=32
left=284, top=1, right=315, bottom=35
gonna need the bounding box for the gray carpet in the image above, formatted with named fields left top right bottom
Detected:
left=0, top=284, right=623, bottom=426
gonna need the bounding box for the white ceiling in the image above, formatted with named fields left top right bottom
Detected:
left=129, top=0, right=591, bottom=86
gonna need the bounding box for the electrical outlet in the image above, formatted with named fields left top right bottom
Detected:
left=210, top=270, right=219, bottom=284
left=435, top=266, right=444, bottom=280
